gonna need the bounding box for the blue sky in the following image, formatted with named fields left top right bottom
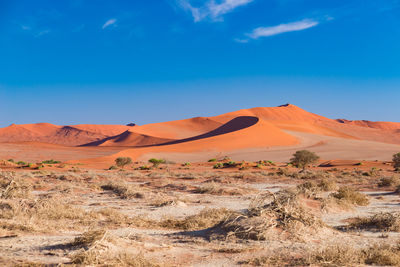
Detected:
left=0, top=0, right=399, bottom=126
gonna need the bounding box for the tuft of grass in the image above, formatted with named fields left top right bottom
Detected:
left=160, top=208, right=233, bottom=231
left=331, top=186, right=369, bottom=206
left=101, top=181, right=145, bottom=199
left=0, top=177, right=31, bottom=199
left=193, top=182, right=255, bottom=196
left=208, top=158, right=217, bottom=162
left=72, top=229, right=107, bottom=247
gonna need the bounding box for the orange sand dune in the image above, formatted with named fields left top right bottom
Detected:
left=336, top=119, right=400, bottom=131
left=77, top=116, right=299, bottom=166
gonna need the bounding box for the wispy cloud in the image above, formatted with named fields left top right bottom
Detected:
left=177, top=0, right=253, bottom=22
left=235, top=19, right=319, bottom=43
left=102, top=18, right=117, bottom=29
left=248, top=19, right=319, bottom=39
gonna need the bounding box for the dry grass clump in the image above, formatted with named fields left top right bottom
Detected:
left=72, top=229, right=107, bottom=247
left=101, top=181, right=145, bottom=199
left=349, top=212, right=400, bottom=232
left=378, top=176, right=400, bottom=187
left=219, top=190, right=324, bottom=240
left=160, top=208, right=234, bottom=231
left=70, top=230, right=159, bottom=266
left=193, top=182, right=255, bottom=196
left=331, top=186, right=369, bottom=206
left=0, top=176, right=31, bottom=199
left=296, top=179, right=338, bottom=198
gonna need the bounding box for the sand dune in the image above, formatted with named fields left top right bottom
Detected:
left=1, top=104, right=399, bottom=165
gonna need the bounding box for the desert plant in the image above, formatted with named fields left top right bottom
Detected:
left=42, top=159, right=61, bottom=164
left=148, top=158, right=165, bottom=168
left=213, top=163, right=224, bottom=169
left=108, top=165, right=118, bottom=170
left=208, top=158, right=217, bottom=162
left=393, top=153, right=400, bottom=171
left=115, top=157, right=132, bottom=169
left=290, top=150, right=319, bottom=170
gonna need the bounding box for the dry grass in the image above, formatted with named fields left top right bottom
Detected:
left=331, top=186, right=369, bottom=206
left=72, top=229, right=107, bottom=247
left=101, top=181, right=145, bottom=199
left=0, top=176, right=31, bottom=199
left=378, top=176, right=400, bottom=187
left=218, top=189, right=324, bottom=240
left=349, top=212, right=400, bottom=232
left=296, top=179, right=338, bottom=198
left=193, top=182, right=255, bottom=196
left=69, top=230, right=160, bottom=266
left=246, top=243, right=400, bottom=266
left=160, top=208, right=234, bottom=231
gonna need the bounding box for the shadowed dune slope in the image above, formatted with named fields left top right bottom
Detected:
left=83, top=130, right=174, bottom=147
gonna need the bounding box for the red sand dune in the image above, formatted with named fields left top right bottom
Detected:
left=1, top=104, right=400, bottom=165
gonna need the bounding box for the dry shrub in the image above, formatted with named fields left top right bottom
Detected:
left=349, top=212, right=400, bottom=232
left=219, top=190, right=324, bottom=240
left=101, top=181, right=145, bottom=199
left=331, top=186, right=369, bottom=206
left=396, top=185, right=400, bottom=194
left=160, top=208, right=233, bottom=231
left=193, top=182, right=254, bottom=196
left=378, top=176, right=400, bottom=187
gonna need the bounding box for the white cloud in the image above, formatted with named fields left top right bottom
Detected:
left=102, top=18, right=117, bottom=29
left=178, top=0, right=253, bottom=22
left=247, top=19, right=319, bottom=39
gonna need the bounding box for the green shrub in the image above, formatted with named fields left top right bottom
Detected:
left=148, top=158, right=166, bottom=168
left=42, top=159, right=61, bottom=164
left=115, top=157, right=132, bottom=169
left=290, top=150, right=319, bottom=170
left=213, top=163, right=224, bottom=169
left=208, top=158, right=217, bottom=162
left=182, top=162, right=191, bottom=167
left=108, top=165, right=118, bottom=170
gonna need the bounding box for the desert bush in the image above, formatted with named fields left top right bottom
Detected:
left=114, top=157, right=132, bottom=169
left=349, top=212, right=400, bottom=232
left=290, top=150, right=319, bottom=170
left=148, top=158, right=165, bottom=168
left=208, top=158, right=217, bottom=162
left=182, top=162, right=191, bottom=167
left=331, top=186, right=369, bottom=206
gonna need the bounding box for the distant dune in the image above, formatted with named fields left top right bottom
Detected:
left=1, top=104, right=399, bottom=164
